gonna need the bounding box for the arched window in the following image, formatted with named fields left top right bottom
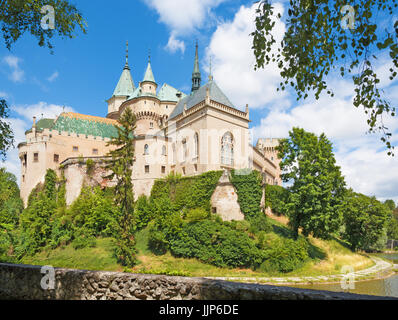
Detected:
left=194, top=132, right=199, bottom=158
left=221, top=132, right=234, bottom=166
left=144, top=144, right=149, bottom=155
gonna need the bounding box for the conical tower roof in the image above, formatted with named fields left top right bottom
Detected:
left=112, top=41, right=136, bottom=97
left=143, top=53, right=156, bottom=83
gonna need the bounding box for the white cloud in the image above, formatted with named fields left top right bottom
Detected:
left=47, top=71, right=59, bottom=82
left=143, top=0, right=227, bottom=53
left=0, top=102, right=74, bottom=182
left=12, top=101, right=74, bottom=122
left=3, top=55, right=25, bottom=82
left=205, top=3, right=289, bottom=110
left=252, top=84, right=398, bottom=201
left=165, top=33, right=186, bottom=54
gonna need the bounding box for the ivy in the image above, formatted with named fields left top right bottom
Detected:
left=230, top=169, right=263, bottom=220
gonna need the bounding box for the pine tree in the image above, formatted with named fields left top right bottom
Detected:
left=105, top=107, right=137, bottom=267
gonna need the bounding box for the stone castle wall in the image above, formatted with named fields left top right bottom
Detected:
left=0, top=263, right=389, bottom=300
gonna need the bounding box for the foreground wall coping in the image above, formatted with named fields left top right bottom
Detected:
left=0, top=263, right=394, bottom=300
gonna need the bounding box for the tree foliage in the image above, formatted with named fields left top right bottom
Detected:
left=252, top=0, right=398, bottom=153
left=0, top=0, right=86, bottom=51
left=0, top=168, right=23, bottom=226
left=105, top=108, right=137, bottom=267
left=277, top=127, right=346, bottom=239
left=343, top=191, right=390, bottom=251
left=0, top=99, right=14, bottom=161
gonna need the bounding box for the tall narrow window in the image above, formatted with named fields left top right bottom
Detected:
left=162, top=145, right=166, bottom=156
left=194, top=132, right=199, bottom=158
left=54, top=154, right=59, bottom=163
left=221, top=132, right=234, bottom=166
left=182, top=139, right=187, bottom=161
left=33, top=152, right=39, bottom=162
left=144, top=144, right=149, bottom=155
left=145, top=165, right=150, bottom=173
left=150, top=122, right=154, bottom=129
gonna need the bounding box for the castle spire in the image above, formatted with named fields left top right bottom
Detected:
left=191, top=41, right=201, bottom=93
left=124, top=40, right=130, bottom=70
left=112, top=41, right=135, bottom=97
left=143, top=50, right=156, bottom=83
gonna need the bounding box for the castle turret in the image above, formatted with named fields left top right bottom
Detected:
left=107, top=41, right=136, bottom=119
left=191, top=41, right=201, bottom=92
left=140, top=53, right=157, bottom=95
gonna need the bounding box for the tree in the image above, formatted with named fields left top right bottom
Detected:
left=277, top=127, right=346, bottom=239
left=0, top=0, right=86, bottom=51
left=343, top=191, right=390, bottom=251
left=252, top=0, right=398, bottom=154
left=105, top=108, right=137, bottom=267
left=384, top=199, right=396, bottom=211
left=0, top=99, right=14, bottom=161
left=0, top=168, right=23, bottom=226
left=0, top=0, right=86, bottom=160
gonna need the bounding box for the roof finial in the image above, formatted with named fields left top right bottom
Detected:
left=191, top=41, right=201, bottom=92
left=124, top=40, right=130, bottom=70
left=148, top=49, right=151, bottom=64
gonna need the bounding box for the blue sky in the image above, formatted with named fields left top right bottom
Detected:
left=1, top=0, right=398, bottom=203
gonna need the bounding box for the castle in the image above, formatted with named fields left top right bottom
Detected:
left=18, top=42, right=282, bottom=207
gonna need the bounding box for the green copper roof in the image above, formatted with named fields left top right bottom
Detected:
left=36, top=118, right=55, bottom=130
left=169, top=80, right=235, bottom=119
left=157, top=84, right=186, bottom=102
left=25, top=118, right=55, bottom=134
left=51, top=113, right=119, bottom=139
left=143, top=61, right=156, bottom=83
left=113, top=65, right=136, bottom=97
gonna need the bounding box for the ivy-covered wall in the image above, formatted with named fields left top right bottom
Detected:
left=230, top=169, right=263, bottom=220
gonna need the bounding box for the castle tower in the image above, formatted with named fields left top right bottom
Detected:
left=140, top=52, right=157, bottom=95
left=106, top=41, right=136, bottom=119
left=191, top=41, right=201, bottom=92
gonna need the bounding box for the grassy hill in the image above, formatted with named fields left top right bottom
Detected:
left=21, top=215, right=374, bottom=278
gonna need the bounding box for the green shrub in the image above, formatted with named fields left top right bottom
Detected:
left=260, top=237, right=309, bottom=273
left=265, top=185, right=288, bottom=215
left=134, top=195, right=153, bottom=230
left=248, top=214, right=272, bottom=234
left=185, top=208, right=209, bottom=223
left=170, top=220, right=264, bottom=268
left=71, top=234, right=97, bottom=250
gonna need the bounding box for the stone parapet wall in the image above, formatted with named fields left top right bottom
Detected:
left=0, top=263, right=392, bottom=300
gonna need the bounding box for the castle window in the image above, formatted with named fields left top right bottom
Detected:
left=162, top=145, right=166, bottom=156
left=33, top=153, right=39, bottom=162
left=182, top=139, right=187, bottom=161
left=221, top=132, right=234, bottom=166
left=54, top=154, right=59, bottom=163
left=194, top=132, right=199, bottom=158
left=161, top=166, right=166, bottom=174
left=22, top=175, right=25, bottom=183
left=144, top=144, right=149, bottom=155
left=145, top=165, right=150, bottom=173
left=194, top=164, right=198, bottom=172
left=182, top=167, right=186, bottom=175
left=92, top=149, right=98, bottom=155
left=73, top=146, right=78, bottom=152
left=150, top=122, right=154, bottom=129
